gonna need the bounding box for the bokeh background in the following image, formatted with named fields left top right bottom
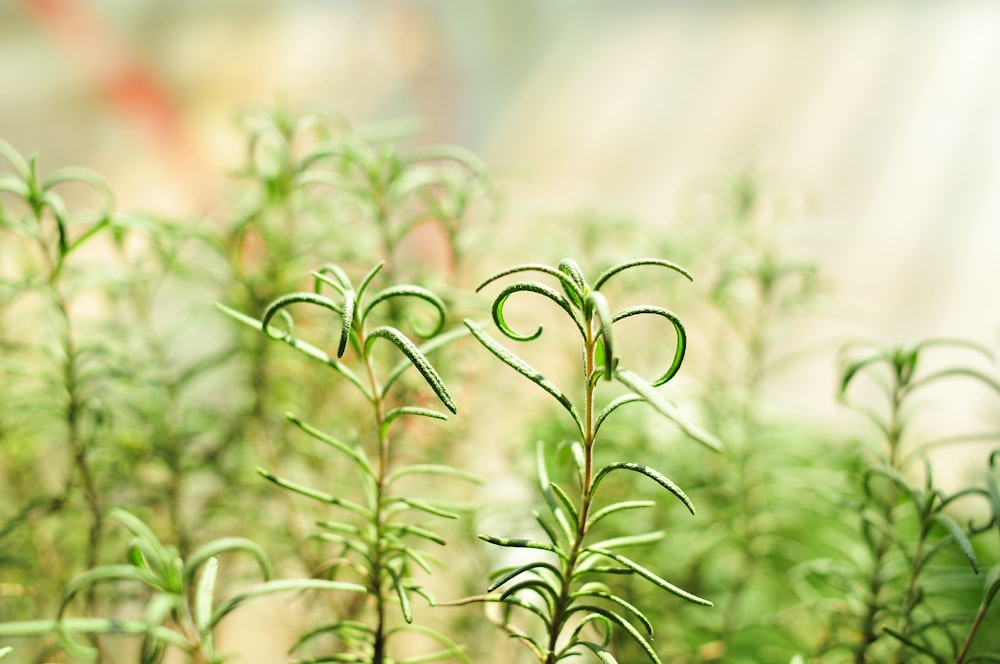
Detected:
left=3, top=1, right=1000, bottom=658
left=4, top=0, right=999, bottom=340
left=5, top=0, right=999, bottom=452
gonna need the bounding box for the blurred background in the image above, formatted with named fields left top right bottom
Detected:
left=3, top=2, right=1000, bottom=660
left=3, top=0, right=999, bottom=343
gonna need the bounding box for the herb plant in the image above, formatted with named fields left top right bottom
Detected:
left=0, top=509, right=360, bottom=662
left=218, top=261, right=471, bottom=664
left=456, top=258, right=721, bottom=663
left=808, top=339, right=1000, bottom=662
left=4, top=105, right=1000, bottom=664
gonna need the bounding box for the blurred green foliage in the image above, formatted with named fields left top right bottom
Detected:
left=1, top=109, right=998, bottom=663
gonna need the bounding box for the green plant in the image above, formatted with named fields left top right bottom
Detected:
left=807, top=339, right=1000, bottom=662
left=0, top=509, right=360, bottom=662
left=7, top=103, right=1000, bottom=664
left=658, top=171, right=824, bottom=662
left=218, top=261, right=472, bottom=664
left=953, top=450, right=1000, bottom=663
left=0, top=137, right=121, bottom=621
left=212, top=107, right=491, bottom=572
left=454, top=258, right=721, bottom=663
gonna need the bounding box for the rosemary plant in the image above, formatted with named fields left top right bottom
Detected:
left=214, top=107, right=490, bottom=572
left=218, top=262, right=471, bottom=664
left=827, top=339, right=1000, bottom=662
left=0, top=509, right=360, bottom=662
left=458, top=258, right=721, bottom=663
left=0, top=138, right=120, bottom=622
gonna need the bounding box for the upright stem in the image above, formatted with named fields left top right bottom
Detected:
left=363, top=331, right=390, bottom=664
left=544, top=326, right=598, bottom=664
left=856, top=379, right=905, bottom=663
left=42, top=242, right=104, bottom=657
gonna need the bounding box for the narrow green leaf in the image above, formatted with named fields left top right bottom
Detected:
left=209, top=579, right=366, bottom=630
left=286, top=413, right=375, bottom=479
left=44, top=166, right=116, bottom=211
left=612, top=306, right=686, bottom=386
left=367, top=325, right=456, bottom=413
left=194, top=556, right=219, bottom=635
left=591, top=462, right=695, bottom=515
left=911, top=367, right=1000, bottom=398
left=65, top=216, right=111, bottom=255
left=567, top=606, right=662, bottom=664
left=384, top=324, right=470, bottom=394
left=383, top=541, right=434, bottom=574
left=595, top=395, right=644, bottom=437
left=465, top=320, right=583, bottom=435
left=488, top=561, right=564, bottom=592
left=588, top=291, right=615, bottom=380
left=338, top=289, right=355, bottom=358
left=356, top=261, right=386, bottom=302
left=261, top=292, right=344, bottom=340
left=385, top=522, right=447, bottom=546
left=593, top=258, right=693, bottom=290
left=0, top=137, right=30, bottom=176
left=557, top=258, right=587, bottom=291
left=57, top=565, right=162, bottom=657
left=475, top=262, right=582, bottom=298
left=185, top=537, right=273, bottom=584
left=537, top=441, right=574, bottom=542
left=363, top=284, right=447, bottom=338
left=7, top=618, right=191, bottom=656
left=499, top=578, right=559, bottom=613
left=535, top=511, right=562, bottom=547
left=479, top=534, right=563, bottom=558
left=289, top=619, right=374, bottom=653
left=577, top=641, right=618, bottom=663
left=614, top=369, right=722, bottom=452
left=391, top=497, right=460, bottom=519
left=215, top=303, right=368, bottom=395
left=257, top=468, right=371, bottom=517
left=549, top=482, right=580, bottom=527
left=586, top=548, right=712, bottom=606
left=570, top=586, right=653, bottom=636
left=386, top=566, right=413, bottom=623
left=491, top=281, right=586, bottom=341
left=587, top=501, right=655, bottom=531
left=588, top=531, right=664, bottom=552
left=386, top=463, right=481, bottom=487
left=383, top=406, right=449, bottom=438
left=933, top=512, right=980, bottom=574
left=405, top=582, right=437, bottom=608
left=311, top=265, right=350, bottom=295
left=390, top=623, right=472, bottom=664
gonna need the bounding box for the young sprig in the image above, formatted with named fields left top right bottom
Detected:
left=0, top=510, right=360, bottom=662
left=461, top=258, right=721, bottom=664
left=835, top=338, right=1000, bottom=662
left=217, top=262, right=471, bottom=664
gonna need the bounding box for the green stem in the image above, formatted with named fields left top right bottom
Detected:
left=363, top=327, right=390, bottom=664
left=543, top=325, right=598, bottom=664
left=954, top=578, right=1000, bottom=664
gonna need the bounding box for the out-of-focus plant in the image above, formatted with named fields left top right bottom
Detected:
left=0, top=509, right=361, bottom=662
left=218, top=261, right=472, bottom=664
left=0, top=137, right=122, bottom=621
left=211, top=108, right=492, bottom=571
left=453, top=258, right=721, bottom=663
left=802, top=339, right=1000, bottom=663
left=672, top=173, right=824, bottom=662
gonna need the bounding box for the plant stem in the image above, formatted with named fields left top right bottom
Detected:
left=544, top=325, right=598, bottom=664
left=954, top=578, right=1000, bottom=664
left=364, top=328, right=390, bottom=664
